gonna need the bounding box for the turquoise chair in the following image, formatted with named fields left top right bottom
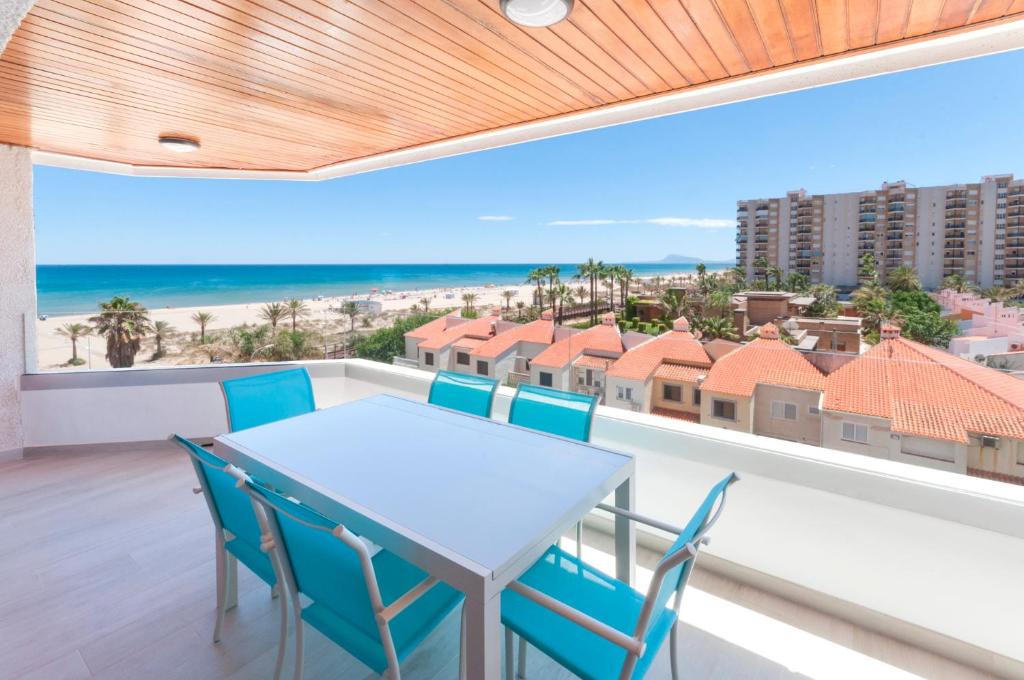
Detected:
left=501, top=473, right=739, bottom=680
left=508, top=384, right=597, bottom=442
left=231, top=468, right=466, bottom=680
left=428, top=370, right=499, bottom=417
left=172, top=435, right=288, bottom=679
left=221, top=368, right=315, bottom=432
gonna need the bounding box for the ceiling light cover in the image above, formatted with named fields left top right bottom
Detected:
left=158, top=136, right=200, bottom=153
left=500, top=0, right=574, bottom=27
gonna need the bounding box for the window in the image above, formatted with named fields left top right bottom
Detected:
left=771, top=401, right=797, bottom=420
left=476, top=361, right=488, bottom=376
left=693, top=388, right=701, bottom=406
left=712, top=399, right=736, bottom=421
left=456, top=352, right=469, bottom=366
left=539, top=372, right=553, bottom=387
left=662, top=384, right=682, bottom=402
left=424, top=352, right=434, bottom=366
left=586, top=369, right=594, bottom=386
left=616, top=386, right=633, bottom=401
left=842, top=421, right=869, bottom=444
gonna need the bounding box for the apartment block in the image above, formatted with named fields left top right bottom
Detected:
left=736, top=174, right=1024, bottom=289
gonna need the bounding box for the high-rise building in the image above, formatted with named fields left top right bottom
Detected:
left=736, top=174, right=1024, bottom=289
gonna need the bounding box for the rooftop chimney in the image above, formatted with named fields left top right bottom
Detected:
left=601, top=312, right=616, bottom=327
left=760, top=323, right=780, bottom=340
left=880, top=323, right=901, bottom=339
left=541, top=309, right=554, bottom=321
left=672, top=316, right=690, bottom=332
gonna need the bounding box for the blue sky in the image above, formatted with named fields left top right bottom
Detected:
left=34, top=49, right=1024, bottom=265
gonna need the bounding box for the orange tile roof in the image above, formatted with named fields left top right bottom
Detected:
left=531, top=323, right=623, bottom=369
left=452, top=337, right=487, bottom=350
left=417, top=315, right=500, bottom=352
left=404, top=314, right=458, bottom=340
left=607, top=330, right=711, bottom=381
left=470, top=319, right=554, bottom=359
left=700, top=338, right=825, bottom=397
left=653, top=364, right=708, bottom=383
left=651, top=408, right=701, bottom=423
left=824, top=336, right=1024, bottom=443
left=574, top=355, right=615, bottom=370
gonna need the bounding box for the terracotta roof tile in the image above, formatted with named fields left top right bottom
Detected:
left=653, top=364, right=708, bottom=383
left=651, top=408, right=701, bottom=423
left=574, top=355, right=615, bottom=370
left=700, top=338, right=825, bottom=397
left=404, top=314, right=458, bottom=340
left=452, top=337, right=487, bottom=350
left=824, top=336, right=1024, bottom=443
left=417, top=315, right=500, bottom=352
left=531, top=324, right=623, bottom=369
left=607, top=330, right=711, bottom=381
left=470, top=319, right=554, bottom=359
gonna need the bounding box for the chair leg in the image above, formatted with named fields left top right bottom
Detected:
left=504, top=628, right=514, bottom=680
left=291, top=599, right=305, bottom=680
left=670, top=620, right=679, bottom=680
left=213, top=540, right=228, bottom=644
left=273, top=583, right=288, bottom=680
left=225, top=552, right=239, bottom=611
left=575, top=521, right=583, bottom=560
left=517, top=637, right=527, bottom=679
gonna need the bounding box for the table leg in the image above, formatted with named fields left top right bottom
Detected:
left=464, top=592, right=501, bottom=679
left=615, top=475, right=636, bottom=586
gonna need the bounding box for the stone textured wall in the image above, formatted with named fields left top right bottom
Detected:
left=0, top=144, right=35, bottom=457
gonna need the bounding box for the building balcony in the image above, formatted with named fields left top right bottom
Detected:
left=8, top=359, right=1024, bottom=679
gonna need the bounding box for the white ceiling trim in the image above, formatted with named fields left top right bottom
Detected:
left=30, top=18, right=1024, bottom=182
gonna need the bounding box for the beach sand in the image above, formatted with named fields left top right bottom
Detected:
left=35, top=270, right=714, bottom=370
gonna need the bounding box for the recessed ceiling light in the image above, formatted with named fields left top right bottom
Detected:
left=158, top=135, right=200, bottom=153
left=500, top=0, right=573, bottom=27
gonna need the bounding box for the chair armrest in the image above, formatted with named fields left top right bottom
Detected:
left=378, top=576, right=441, bottom=623
left=595, top=503, right=684, bottom=535
left=507, top=581, right=646, bottom=657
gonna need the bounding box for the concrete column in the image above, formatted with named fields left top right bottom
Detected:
left=0, top=144, right=36, bottom=461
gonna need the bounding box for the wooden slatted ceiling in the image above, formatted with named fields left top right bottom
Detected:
left=0, top=0, right=1021, bottom=172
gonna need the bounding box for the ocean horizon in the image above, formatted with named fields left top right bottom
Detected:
left=36, top=262, right=728, bottom=315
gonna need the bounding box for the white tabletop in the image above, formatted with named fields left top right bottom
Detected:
left=214, top=394, right=634, bottom=596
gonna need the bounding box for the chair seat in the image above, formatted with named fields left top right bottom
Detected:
left=225, top=537, right=277, bottom=587
left=501, top=546, right=676, bottom=680
left=301, top=549, right=463, bottom=674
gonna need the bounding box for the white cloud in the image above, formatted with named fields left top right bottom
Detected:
left=545, top=217, right=733, bottom=229
left=478, top=215, right=514, bottom=221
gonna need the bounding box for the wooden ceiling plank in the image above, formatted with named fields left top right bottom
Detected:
left=678, top=0, right=752, bottom=75
left=875, top=0, right=912, bottom=41
left=847, top=0, right=880, bottom=48
left=544, top=14, right=652, bottom=96
left=579, top=0, right=688, bottom=87
left=744, top=0, right=798, bottom=65
left=230, top=0, right=548, bottom=120
left=816, top=0, right=849, bottom=54
left=937, top=0, right=984, bottom=28
left=711, top=0, right=775, bottom=69
left=263, top=0, right=566, bottom=117
left=904, top=0, right=946, bottom=36
left=778, top=0, right=822, bottom=59
left=86, top=0, right=489, bottom=132
left=613, top=0, right=708, bottom=83
left=644, top=0, right=728, bottom=80
left=969, top=0, right=1014, bottom=21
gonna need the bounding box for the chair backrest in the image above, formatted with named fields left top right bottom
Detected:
left=172, top=434, right=265, bottom=554
left=221, top=367, right=315, bottom=432
left=639, top=473, right=738, bottom=641
left=240, top=480, right=394, bottom=660
left=428, top=370, right=498, bottom=417
left=507, top=384, right=597, bottom=442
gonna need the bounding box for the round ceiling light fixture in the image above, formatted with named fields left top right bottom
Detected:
left=499, top=0, right=574, bottom=27
left=158, top=135, right=201, bottom=153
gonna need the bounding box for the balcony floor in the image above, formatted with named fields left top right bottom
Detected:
left=0, top=444, right=993, bottom=680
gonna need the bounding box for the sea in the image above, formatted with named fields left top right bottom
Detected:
left=36, top=263, right=725, bottom=316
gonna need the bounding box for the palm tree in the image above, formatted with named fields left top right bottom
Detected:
left=419, top=297, right=431, bottom=312
left=752, top=256, right=770, bottom=289
left=574, top=285, right=588, bottom=310
left=461, top=292, right=478, bottom=316
left=695, top=263, right=708, bottom=295
left=660, top=290, right=682, bottom=319
left=337, top=301, right=360, bottom=332
left=285, top=298, right=309, bottom=331
left=543, top=265, right=560, bottom=310
left=90, top=296, right=152, bottom=369
left=152, top=320, right=174, bottom=358
left=851, top=282, right=887, bottom=311
left=886, top=265, right=921, bottom=292
left=526, top=268, right=546, bottom=307
left=695, top=316, right=739, bottom=341
left=981, top=286, right=1012, bottom=302
left=858, top=253, right=878, bottom=285
left=617, top=267, right=635, bottom=306
left=191, top=311, right=215, bottom=344
left=940, top=273, right=975, bottom=294
left=730, top=265, right=746, bottom=286
left=706, top=289, right=732, bottom=317
left=501, top=289, right=516, bottom=312
left=515, top=300, right=526, bottom=320
left=544, top=287, right=560, bottom=322
left=258, top=302, right=286, bottom=337
left=55, top=322, right=91, bottom=365
left=577, top=258, right=603, bottom=324
left=767, top=265, right=784, bottom=290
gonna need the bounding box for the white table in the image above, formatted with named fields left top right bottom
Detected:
left=214, top=394, right=636, bottom=679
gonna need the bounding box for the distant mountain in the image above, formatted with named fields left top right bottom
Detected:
left=652, top=254, right=718, bottom=264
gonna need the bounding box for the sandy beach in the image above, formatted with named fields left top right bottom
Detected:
left=36, top=270, right=715, bottom=370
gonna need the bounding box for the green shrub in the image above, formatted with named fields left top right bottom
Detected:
left=353, top=312, right=445, bottom=363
